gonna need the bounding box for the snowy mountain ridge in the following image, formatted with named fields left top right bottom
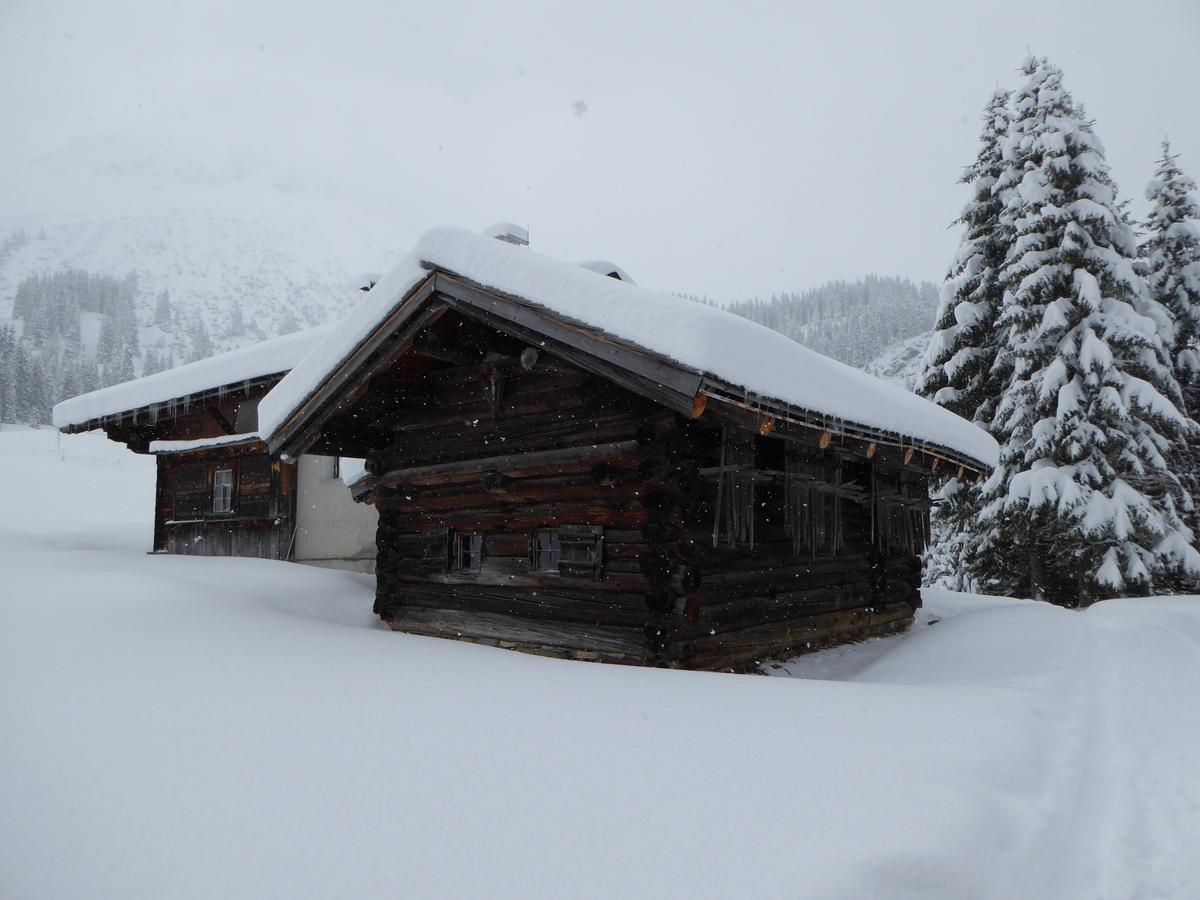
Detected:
left=0, top=135, right=936, bottom=422
left=1, top=136, right=404, bottom=362
left=725, top=275, right=937, bottom=389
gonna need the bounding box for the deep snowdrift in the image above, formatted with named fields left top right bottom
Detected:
left=2, top=428, right=1197, bottom=899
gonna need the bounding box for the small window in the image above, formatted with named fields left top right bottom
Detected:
left=212, top=468, right=234, bottom=514
left=450, top=531, right=483, bottom=573
left=558, top=525, right=603, bottom=578
left=533, top=529, right=561, bottom=571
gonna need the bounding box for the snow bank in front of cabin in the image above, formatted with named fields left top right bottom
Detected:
left=4, top=427, right=1200, bottom=899
left=52, top=324, right=333, bottom=429
left=258, top=228, right=999, bottom=468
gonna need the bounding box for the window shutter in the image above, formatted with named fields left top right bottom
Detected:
left=172, top=463, right=207, bottom=521
left=557, top=525, right=603, bottom=578
left=239, top=455, right=273, bottom=518
left=449, top=531, right=483, bottom=573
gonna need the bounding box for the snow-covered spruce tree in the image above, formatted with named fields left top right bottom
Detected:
left=919, top=90, right=1011, bottom=589
left=972, top=57, right=1200, bottom=604
left=1140, top=140, right=1200, bottom=519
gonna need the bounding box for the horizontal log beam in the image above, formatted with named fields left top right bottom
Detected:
left=376, top=440, right=639, bottom=488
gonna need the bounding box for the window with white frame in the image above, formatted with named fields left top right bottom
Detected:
left=212, top=468, right=234, bottom=514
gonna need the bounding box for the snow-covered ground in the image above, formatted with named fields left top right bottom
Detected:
left=2, top=428, right=1199, bottom=899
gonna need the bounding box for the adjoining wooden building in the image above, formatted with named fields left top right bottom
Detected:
left=53, top=328, right=378, bottom=570
left=253, top=226, right=998, bottom=669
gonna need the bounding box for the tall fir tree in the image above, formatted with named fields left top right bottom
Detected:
left=13, top=346, right=38, bottom=425
left=0, top=325, right=15, bottom=423
left=154, top=289, right=173, bottom=327
left=228, top=298, right=246, bottom=337
left=186, top=317, right=214, bottom=363
left=113, top=344, right=137, bottom=385
left=919, top=90, right=1012, bottom=589
left=29, top=356, right=52, bottom=425
left=1140, top=139, right=1200, bottom=517
left=973, top=57, right=1200, bottom=603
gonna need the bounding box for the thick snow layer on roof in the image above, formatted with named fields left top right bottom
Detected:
left=482, top=222, right=529, bottom=245
left=576, top=259, right=636, bottom=283
left=260, top=228, right=999, bottom=468
left=148, top=433, right=262, bottom=454
left=339, top=457, right=368, bottom=487
left=53, top=325, right=333, bottom=429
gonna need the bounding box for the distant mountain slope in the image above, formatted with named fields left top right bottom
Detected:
left=863, top=331, right=931, bottom=389
left=0, top=208, right=391, bottom=345
left=1, top=136, right=404, bottom=352
left=0, top=135, right=411, bottom=422
left=726, top=275, right=937, bottom=388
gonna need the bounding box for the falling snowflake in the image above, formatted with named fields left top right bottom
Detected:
left=571, top=99, right=589, bottom=118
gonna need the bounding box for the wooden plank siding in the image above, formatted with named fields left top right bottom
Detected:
left=155, top=444, right=296, bottom=561
left=327, top=306, right=931, bottom=670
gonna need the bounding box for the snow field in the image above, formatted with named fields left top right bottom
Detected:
left=1, top=428, right=1198, bottom=899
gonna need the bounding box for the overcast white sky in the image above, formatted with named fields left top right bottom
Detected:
left=2, top=0, right=1198, bottom=300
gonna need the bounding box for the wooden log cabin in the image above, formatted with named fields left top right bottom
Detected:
left=255, top=226, right=998, bottom=669
left=53, top=327, right=378, bottom=570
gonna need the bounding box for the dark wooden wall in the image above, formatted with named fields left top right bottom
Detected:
left=658, top=424, right=926, bottom=669
left=371, top=356, right=664, bottom=663
left=363, top=325, right=930, bottom=670
left=155, top=448, right=296, bottom=561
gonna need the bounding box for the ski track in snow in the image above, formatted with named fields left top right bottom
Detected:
left=2, top=427, right=1199, bottom=899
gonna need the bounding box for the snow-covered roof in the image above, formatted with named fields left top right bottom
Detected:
left=148, top=433, right=264, bottom=455
left=482, top=222, right=529, bottom=245
left=258, top=227, right=999, bottom=469
left=576, top=260, right=635, bottom=283
left=339, top=457, right=368, bottom=487
left=53, top=325, right=332, bottom=430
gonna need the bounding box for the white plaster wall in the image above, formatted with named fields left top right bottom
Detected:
left=294, top=455, right=378, bottom=573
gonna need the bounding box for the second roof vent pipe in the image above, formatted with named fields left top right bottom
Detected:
left=483, top=222, right=529, bottom=246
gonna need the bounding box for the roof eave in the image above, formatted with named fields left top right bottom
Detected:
left=264, top=265, right=994, bottom=476
left=57, top=371, right=287, bottom=436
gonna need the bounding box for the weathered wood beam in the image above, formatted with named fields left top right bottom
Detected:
left=413, top=332, right=479, bottom=366
left=209, top=406, right=237, bottom=435
left=273, top=290, right=447, bottom=459
left=431, top=272, right=703, bottom=417
left=375, top=440, right=639, bottom=487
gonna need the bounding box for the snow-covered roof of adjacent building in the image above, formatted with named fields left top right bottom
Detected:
left=53, top=325, right=332, bottom=430
left=576, top=260, right=635, bottom=283
left=258, top=227, right=999, bottom=470
left=148, top=433, right=264, bottom=455
left=339, top=457, right=368, bottom=487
